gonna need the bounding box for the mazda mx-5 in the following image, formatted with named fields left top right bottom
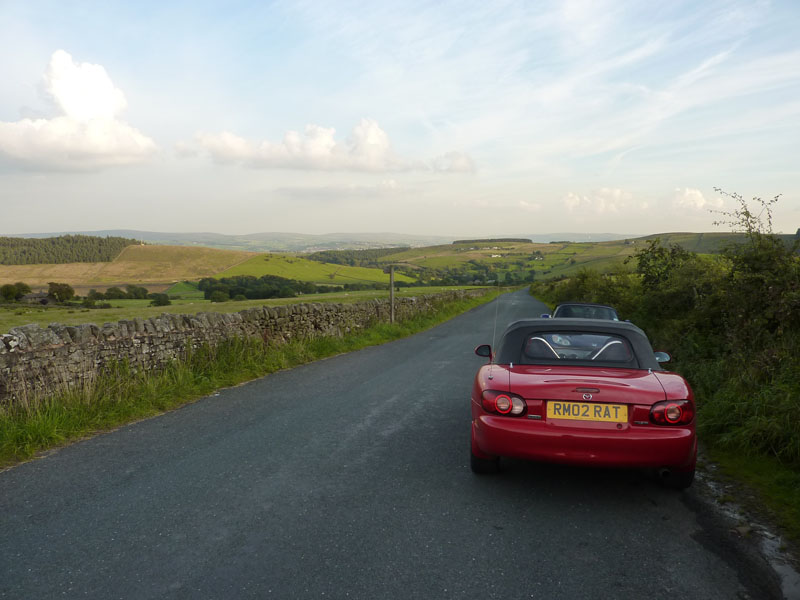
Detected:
left=471, top=319, right=696, bottom=488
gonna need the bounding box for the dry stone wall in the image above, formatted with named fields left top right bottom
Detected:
left=0, top=290, right=487, bottom=406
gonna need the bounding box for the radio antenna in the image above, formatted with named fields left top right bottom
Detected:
left=491, top=289, right=500, bottom=359
left=488, top=288, right=502, bottom=378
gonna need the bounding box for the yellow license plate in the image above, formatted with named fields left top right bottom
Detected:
left=547, top=401, right=628, bottom=422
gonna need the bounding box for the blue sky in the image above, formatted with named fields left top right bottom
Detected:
left=1, top=0, right=799, bottom=236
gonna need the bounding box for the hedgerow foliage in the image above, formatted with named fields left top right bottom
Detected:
left=532, top=191, right=800, bottom=464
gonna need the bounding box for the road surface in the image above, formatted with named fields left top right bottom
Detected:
left=0, top=289, right=781, bottom=598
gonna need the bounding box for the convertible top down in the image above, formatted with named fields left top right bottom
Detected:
left=471, top=319, right=697, bottom=488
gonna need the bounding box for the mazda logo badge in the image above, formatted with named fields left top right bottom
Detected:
left=583, top=393, right=592, bottom=401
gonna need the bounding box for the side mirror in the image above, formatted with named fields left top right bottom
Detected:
left=474, top=344, right=492, bottom=358
left=540, top=313, right=551, bottom=318
left=654, top=351, right=671, bottom=363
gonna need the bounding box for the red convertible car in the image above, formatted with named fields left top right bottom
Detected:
left=471, top=319, right=696, bottom=488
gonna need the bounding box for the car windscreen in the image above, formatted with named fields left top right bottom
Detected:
left=555, top=305, right=618, bottom=320
left=520, top=332, right=633, bottom=364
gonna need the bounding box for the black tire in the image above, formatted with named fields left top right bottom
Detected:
left=663, top=468, right=695, bottom=490
left=470, top=449, right=499, bottom=474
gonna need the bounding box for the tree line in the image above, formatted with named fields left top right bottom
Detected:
left=0, top=235, right=139, bottom=265
left=1, top=281, right=170, bottom=307
left=306, top=247, right=409, bottom=267
left=197, top=275, right=370, bottom=302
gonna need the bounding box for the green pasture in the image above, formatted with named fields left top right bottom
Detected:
left=165, top=281, right=205, bottom=299
left=369, top=240, right=640, bottom=281
left=0, top=286, right=483, bottom=333
left=216, top=253, right=414, bottom=284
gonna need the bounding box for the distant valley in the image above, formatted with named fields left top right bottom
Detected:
left=3, top=230, right=796, bottom=297
left=2, top=229, right=641, bottom=252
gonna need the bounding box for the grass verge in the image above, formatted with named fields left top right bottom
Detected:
left=0, top=289, right=502, bottom=467
left=706, top=446, right=800, bottom=548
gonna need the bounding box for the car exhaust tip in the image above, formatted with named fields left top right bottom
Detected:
left=658, top=468, right=671, bottom=479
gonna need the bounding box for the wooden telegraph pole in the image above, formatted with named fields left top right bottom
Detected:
left=389, top=265, right=395, bottom=323
left=384, top=264, right=396, bottom=323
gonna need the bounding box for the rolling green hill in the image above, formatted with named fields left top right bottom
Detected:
left=362, top=232, right=797, bottom=281
left=216, top=254, right=414, bottom=284
left=0, top=245, right=259, bottom=293
left=3, top=232, right=790, bottom=295
left=368, top=239, right=639, bottom=281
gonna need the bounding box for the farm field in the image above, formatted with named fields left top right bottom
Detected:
left=217, top=253, right=414, bottom=284
left=0, top=286, right=482, bottom=333
left=373, top=239, right=641, bottom=280
left=0, top=245, right=258, bottom=293
left=2, top=231, right=782, bottom=303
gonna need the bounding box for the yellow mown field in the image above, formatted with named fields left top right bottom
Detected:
left=0, top=245, right=258, bottom=292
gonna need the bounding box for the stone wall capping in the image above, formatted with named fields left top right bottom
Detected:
left=0, top=290, right=486, bottom=405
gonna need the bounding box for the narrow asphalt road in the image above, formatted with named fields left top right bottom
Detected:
left=0, top=290, right=781, bottom=599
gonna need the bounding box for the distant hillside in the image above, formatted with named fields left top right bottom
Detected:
left=513, top=233, right=639, bottom=243
left=452, top=238, right=532, bottom=244
left=369, top=240, right=639, bottom=284
left=349, top=231, right=799, bottom=284
left=2, top=231, right=791, bottom=295
left=306, top=247, right=410, bottom=267
left=2, top=230, right=648, bottom=251
left=637, top=231, right=797, bottom=253
left=0, top=245, right=258, bottom=291
left=217, top=254, right=414, bottom=285
left=2, top=230, right=456, bottom=252
left=0, top=235, right=138, bottom=265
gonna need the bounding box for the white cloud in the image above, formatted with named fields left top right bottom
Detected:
left=189, top=118, right=474, bottom=173
left=194, top=119, right=402, bottom=171
left=672, top=188, right=723, bottom=210
left=563, top=187, right=635, bottom=214
left=519, top=200, right=541, bottom=212
left=0, top=50, right=157, bottom=169
left=44, top=49, right=128, bottom=122
left=432, top=151, right=476, bottom=173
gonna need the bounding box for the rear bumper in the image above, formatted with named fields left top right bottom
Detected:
left=473, top=413, right=697, bottom=471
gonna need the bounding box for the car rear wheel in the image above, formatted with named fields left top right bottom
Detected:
left=470, top=427, right=499, bottom=474
left=663, top=468, right=695, bottom=490
left=470, top=448, right=499, bottom=474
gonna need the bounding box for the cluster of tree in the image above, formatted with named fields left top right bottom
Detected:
left=306, top=247, right=409, bottom=267
left=197, top=275, right=345, bottom=302
left=84, top=285, right=171, bottom=307
left=531, top=191, right=800, bottom=466
left=2, top=280, right=170, bottom=307
left=87, top=285, right=150, bottom=300
left=404, top=262, right=535, bottom=287
left=1, top=281, right=75, bottom=303
left=0, top=282, right=32, bottom=302
left=47, top=282, right=75, bottom=302
left=0, top=235, right=140, bottom=265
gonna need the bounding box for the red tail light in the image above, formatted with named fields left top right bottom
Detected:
left=481, top=390, right=526, bottom=416
left=495, top=395, right=512, bottom=414
left=650, top=400, right=694, bottom=426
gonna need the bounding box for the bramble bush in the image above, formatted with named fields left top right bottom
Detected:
left=531, top=191, right=800, bottom=464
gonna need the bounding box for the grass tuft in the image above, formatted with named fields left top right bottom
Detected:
left=707, top=446, right=800, bottom=547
